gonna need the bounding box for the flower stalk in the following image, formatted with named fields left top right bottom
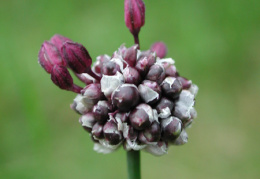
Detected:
left=127, top=150, right=141, bottom=179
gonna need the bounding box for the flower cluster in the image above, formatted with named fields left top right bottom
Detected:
left=38, top=0, right=198, bottom=156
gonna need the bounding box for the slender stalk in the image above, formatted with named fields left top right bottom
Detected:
left=127, top=150, right=141, bottom=179
left=134, top=34, right=140, bottom=49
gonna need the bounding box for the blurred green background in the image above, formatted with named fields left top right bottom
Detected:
left=1, top=0, right=259, bottom=178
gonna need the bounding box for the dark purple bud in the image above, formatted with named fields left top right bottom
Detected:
left=135, top=57, right=149, bottom=76
left=123, top=45, right=138, bottom=67
left=50, top=34, right=72, bottom=52
left=137, top=51, right=156, bottom=67
left=92, top=123, right=104, bottom=139
left=138, top=80, right=161, bottom=105
left=155, top=97, right=175, bottom=119
left=103, top=120, right=123, bottom=145
left=177, top=76, right=192, bottom=89
left=92, top=104, right=109, bottom=124
left=38, top=41, right=65, bottom=73
left=125, top=125, right=138, bottom=141
left=93, top=55, right=110, bottom=74
left=115, top=112, right=129, bottom=123
left=122, top=66, right=141, bottom=85
left=112, top=84, right=139, bottom=112
left=161, top=116, right=182, bottom=142
left=139, top=122, right=161, bottom=143
left=62, top=42, right=92, bottom=73
left=124, top=0, right=145, bottom=36
left=161, top=77, right=182, bottom=99
left=79, top=113, right=96, bottom=132
left=101, top=61, right=120, bottom=75
left=146, top=64, right=166, bottom=84
left=81, top=83, right=104, bottom=104
left=150, top=42, right=167, bottom=58
left=129, top=106, right=151, bottom=130
left=161, top=63, right=177, bottom=77
left=51, top=65, right=82, bottom=93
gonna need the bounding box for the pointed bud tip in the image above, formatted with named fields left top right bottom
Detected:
left=150, top=42, right=168, bottom=58
left=51, top=65, right=73, bottom=90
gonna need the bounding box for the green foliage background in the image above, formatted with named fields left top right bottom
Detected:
left=1, top=0, right=259, bottom=178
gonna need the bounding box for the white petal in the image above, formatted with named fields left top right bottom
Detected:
left=111, top=57, right=124, bottom=72
left=93, top=143, right=115, bottom=154
left=173, top=130, right=188, bottom=145
left=158, top=107, right=171, bottom=119
left=136, top=104, right=154, bottom=123
left=126, top=139, right=146, bottom=151
left=81, top=115, right=94, bottom=128
left=145, top=142, right=168, bottom=156
left=156, top=58, right=175, bottom=65
left=138, top=84, right=159, bottom=103
left=189, top=84, right=199, bottom=97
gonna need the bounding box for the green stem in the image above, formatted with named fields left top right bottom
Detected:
left=127, top=150, right=141, bottom=179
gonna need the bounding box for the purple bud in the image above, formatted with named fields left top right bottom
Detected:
left=160, top=61, right=177, bottom=77
left=124, top=125, right=138, bottom=141
left=81, top=83, right=104, bottom=104
left=146, top=64, right=166, bottom=84
left=177, top=76, right=192, bottom=89
left=138, top=80, right=161, bottom=105
left=139, top=122, right=161, bottom=143
left=62, top=42, right=92, bottom=73
left=150, top=42, right=167, bottom=58
left=92, top=101, right=112, bottom=124
left=129, top=105, right=151, bottom=130
left=38, top=41, right=65, bottom=73
left=103, top=120, right=123, bottom=145
left=161, top=77, right=182, bottom=99
left=161, top=116, right=182, bottom=142
left=51, top=65, right=73, bottom=91
left=112, top=84, right=140, bottom=112
left=155, top=97, right=175, bottom=119
left=115, top=112, right=129, bottom=123
left=92, top=123, right=104, bottom=140
left=124, top=0, right=145, bottom=35
left=122, top=66, right=141, bottom=85
left=123, top=44, right=138, bottom=67
left=93, top=55, right=110, bottom=74
left=135, top=57, right=149, bottom=76
left=50, top=34, right=72, bottom=52
left=101, top=61, right=120, bottom=75
left=79, top=113, right=96, bottom=132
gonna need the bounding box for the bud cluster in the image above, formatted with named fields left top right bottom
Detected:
left=72, top=43, right=198, bottom=156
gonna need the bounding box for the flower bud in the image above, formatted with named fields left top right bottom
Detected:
left=129, top=105, right=151, bottom=130
left=62, top=42, right=92, bottom=73
left=38, top=41, right=65, bottom=73
left=81, top=83, right=104, bottom=105
left=101, top=61, right=121, bottom=76
left=177, top=76, right=192, bottom=89
left=123, top=124, right=138, bottom=141
left=150, top=42, right=167, bottom=58
left=161, top=116, right=182, bottom=142
left=103, top=120, right=123, bottom=145
left=50, top=34, right=72, bottom=52
left=158, top=58, right=177, bottom=77
left=138, top=80, right=161, bottom=105
left=140, top=122, right=161, bottom=143
left=51, top=65, right=73, bottom=90
left=112, top=84, right=140, bottom=112
left=173, top=130, right=188, bottom=145
left=155, top=97, right=175, bottom=119
left=123, top=44, right=138, bottom=67
left=92, top=101, right=112, bottom=124
left=79, top=113, right=96, bottom=132
left=122, top=66, right=141, bottom=85
left=161, top=77, right=182, bottom=99
left=135, top=57, right=149, bottom=77
left=93, top=55, right=110, bottom=74
left=124, top=0, right=145, bottom=35
left=146, top=64, right=166, bottom=84
left=115, top=112, right=129, bottom=123
left=137, top=51, right=156, bottom=67
left=92, top=123, right=104, bottom=140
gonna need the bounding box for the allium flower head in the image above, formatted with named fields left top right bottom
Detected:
left=38, top=0, right=199, bottom=156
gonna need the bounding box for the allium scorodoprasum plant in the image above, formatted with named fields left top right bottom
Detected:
left=38, top=0, right=198, bottom=177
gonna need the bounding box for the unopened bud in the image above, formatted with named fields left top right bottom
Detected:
left=115, top=112, right=129, bottom=123
left=155, top=97, right=175, bottom=119
left=146, top=64, right=166, bottom=84
left=112, top=84, right=139, bottom=112
left=50, top=34, right=72, bottom=52
left=102, top=61, right=120, bottom=75
left=62, top=42, right=92, bottom=73
left=122, top=66, right=141, bottom=85
left=138, top=80, right=161, bottom=105
left=140, top=122, right=161, bottom=143
left=177, top=76, right=192, bottom=89
left=129, top=104, right=151, bottom=130
left=93, top=55, right=110, bottom=74
left=103, top=120, right=123, bottom=145
left=150, top=42, right=167, bottom=58
left=81, top=83, right=104, bottom=104
left=92, top=123, right=104, bottom=140
left=124, top=0, right=145, bottom=36
left=123, top=45, right=138, bottom=67
left=161, top=116, right=182, bottom=142
left=38, top=41, right=65, bottom=73
left=92, top=101, right=112, bottom=124
left=79, top=113, right=96, bottom=132
left=158, top=58, right=177, bottom=77
left=135, top=57, right=149, bottom=77
left=161, top=77, right=182, bottom=99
